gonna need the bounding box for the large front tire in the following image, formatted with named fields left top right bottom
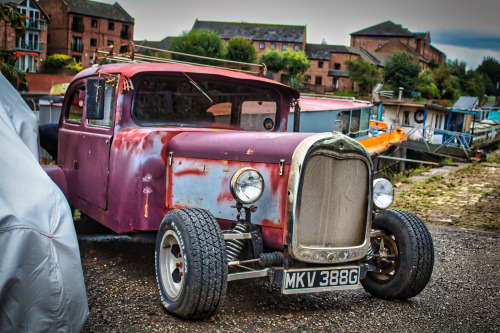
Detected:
left=155, top=208, right=228, bottom=319
left=361, top=209, right=434, bottom=300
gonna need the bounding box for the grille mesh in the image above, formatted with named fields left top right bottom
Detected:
left=296, top=154, right=368, bottom=248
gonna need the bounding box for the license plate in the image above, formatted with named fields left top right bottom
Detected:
left=282, top=266, right=360, bottom=294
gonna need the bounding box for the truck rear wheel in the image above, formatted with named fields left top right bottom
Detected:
left=361, top=209, right=434, bottom=300
left=155, top=208, right=227, bottom=319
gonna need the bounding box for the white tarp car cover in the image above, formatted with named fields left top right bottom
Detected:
left=0, top=73, right=88, bottom=332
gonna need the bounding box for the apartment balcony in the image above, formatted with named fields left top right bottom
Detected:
left=17, top=40, right=46, bottom=53
left=25, top=19, right=47, bottom=31
left=120, top=30, right=131, bottom=40
left=72, top=23, right=84, bottom=33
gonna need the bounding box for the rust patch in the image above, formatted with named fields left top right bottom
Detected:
left=217, top=191, right=234, bottom=204
left=174, top=168, right=207, bottom=177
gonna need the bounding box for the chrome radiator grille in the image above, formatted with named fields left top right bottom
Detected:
left=296, top=154, right=369, bottom=248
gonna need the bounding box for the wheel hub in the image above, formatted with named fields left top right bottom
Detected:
left=159, top=230, right=185, bottom=300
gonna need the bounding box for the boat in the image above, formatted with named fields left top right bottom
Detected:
left=288, top=95, right=407, bottom=175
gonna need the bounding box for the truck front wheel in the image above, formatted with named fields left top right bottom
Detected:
left=155, top=208, right=228, bottom=319
left=361, top=209, right=434, bottom=300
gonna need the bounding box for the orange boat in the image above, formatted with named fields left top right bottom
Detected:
left=289, top=96, right=407, bottom=174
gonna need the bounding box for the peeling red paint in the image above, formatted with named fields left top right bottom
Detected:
left=174, top=168, right=207, bottom=177
left=217, top=191, right=235, bottom=204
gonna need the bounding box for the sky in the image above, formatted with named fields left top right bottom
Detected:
left=100, top=0, right=500, bottom=70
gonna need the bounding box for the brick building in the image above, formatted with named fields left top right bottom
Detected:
left=0, top=0, right=49, bottom=73
left=304, top=44, right=388, bottom=93
left=37, top=0, right=134, bottom=68
left=350, top=20, right=446, bottom=67
left=192, top=20, right=306, bottom=55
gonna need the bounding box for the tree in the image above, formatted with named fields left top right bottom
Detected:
left=383, top=51, right=420, bottom=91
left=477, top=57, right=500, bottom=95
left=432, top=64, right=459, bottom=101
left=417, top=69, right=440, bottom=100
left=168, top=29, right=223, bottom=65
left=259, top=50, right=283, bottom=73
left=282, top=50, right=310, bottom=77
left=44, top=54, right=81, bottom=74
left=143, top=48, right=154, bottom=57
left=1, top=2, right=26, bottom=86
left=281, top=50, right=310, bottom=89
left=345, top=57, right=381, bottom=95
left=224, top=36, right=256, bottom=63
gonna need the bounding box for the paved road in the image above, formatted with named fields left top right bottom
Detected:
left=78, top=221, right=499, bottom=332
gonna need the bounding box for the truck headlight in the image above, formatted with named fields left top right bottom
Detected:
left=230, top=168, right=264, bottom=204
left=373, top=178, right=394, bottom=210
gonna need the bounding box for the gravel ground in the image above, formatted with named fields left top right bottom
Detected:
left=77, top=162, right=500, bottom=332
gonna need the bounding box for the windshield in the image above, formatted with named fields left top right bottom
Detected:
left=132, top=74, right=279, bottom=131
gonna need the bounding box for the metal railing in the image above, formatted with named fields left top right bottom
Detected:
left=17, top=40, right=45, bottom=52
left=25, top=19, right=47, bottom=30
left=92, top=42, right=268, bottom=77
left=402, top=125, right=473, bottom=155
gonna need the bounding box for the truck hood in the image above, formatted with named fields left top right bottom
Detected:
left=168, top=131, right=316, bottom=164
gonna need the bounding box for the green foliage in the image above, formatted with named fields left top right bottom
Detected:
left=157, top=51, right=168, bottom=58
left=0, top=2, right=26, bottom=37
left=345, top=57, right=381, bottom=95
left=282, top=50, right=310, bottom=78
left=224, top=37, right=256, bottom=63
left=168, top=29, right=224, bottom=65
left=417, top=69, right=440, bottom=99
left=44, top=54, right=81, bottom=74
left=428, top=58, right=439, bottom=70
left=1, top=2, right=26, bottom=85
left=331, top=91, right=358, bottom=98
left=143, top=48, right=154, bottom=57
left=477, top=57, right=500, bottom=95
left=383, top=52, right=420, bottom=91
left=259, top=50, right=283, bottom=73
left=432, top=64, right=459, bottom=101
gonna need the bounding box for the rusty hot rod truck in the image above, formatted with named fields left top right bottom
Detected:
left=42, top=47, right=434, bottom=319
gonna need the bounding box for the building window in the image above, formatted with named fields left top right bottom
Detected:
left=334, top=63, right=341, bottom=70
left=294, top=45, right=299, bottom=51
left=403, top=111, right=410, bottom=125
left=91, top=19, right=98, bottom=28
left=333, top=78, right=339, bottom=90
left=304, top=75, right=311, bottom=83
left=315, top=76, right=322, bottom=85
left=72, top=16, right=83, bottom=33
left=318, top=61, right=324, bottom=68
left=107, top=40, right=114, bottom=46
left=121, top=25, right=130, bottom=39
left=108, top=21, right=114, bottom=30
left=270, top=43, right=276, bottom=50
left=47, top=34, right=51, bottom=43
left=73, top=56, right=81, bottom=63
left=71, top=37, right=83, bottom=52
left=282, top=44, right=288, bottom=51
left=259, top=43, right=265, bottom=49
left=90, top=38, right=97, bottom=47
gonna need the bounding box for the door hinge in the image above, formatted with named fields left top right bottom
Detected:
left=279, top=159, right=285, bottom=176
left=168, top=152, right=174, bottom=166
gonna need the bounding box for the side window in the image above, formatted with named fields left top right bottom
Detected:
left=87, top=81, right=115, bottom=127
left=241, top=101, right=277, bottom=131
left=207, top=102, right=231, bottom=125
left=66, top=86, right=85, bottom=123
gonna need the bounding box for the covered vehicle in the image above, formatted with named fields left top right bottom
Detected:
left=0, top=73, right=88, bottom=331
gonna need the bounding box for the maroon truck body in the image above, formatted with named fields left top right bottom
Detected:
left=43, top=59, right=434, bottom=319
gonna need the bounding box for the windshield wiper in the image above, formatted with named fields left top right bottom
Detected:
left=182, top=72, right=213, bottom=104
